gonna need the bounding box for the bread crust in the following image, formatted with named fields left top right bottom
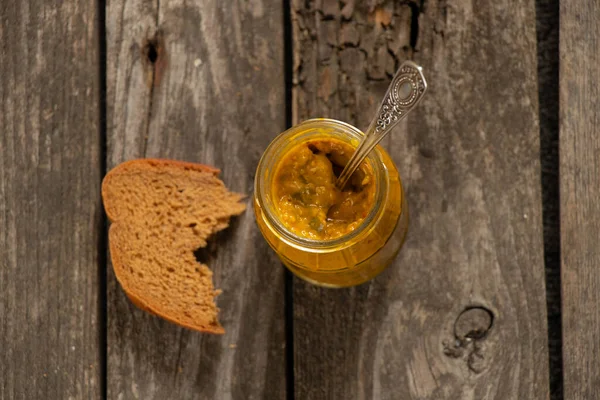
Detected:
left=103, top=158, right=236, bottom=334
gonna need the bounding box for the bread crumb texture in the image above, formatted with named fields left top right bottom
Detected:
left=102, top=159, right=246, bottom=334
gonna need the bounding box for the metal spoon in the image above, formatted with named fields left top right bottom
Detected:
left=335, top=61, right=428, bottom=190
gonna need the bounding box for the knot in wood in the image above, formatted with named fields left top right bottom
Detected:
left=144, top=36, right=161, bottom=64
left=454, top=306, right=494, bottom=341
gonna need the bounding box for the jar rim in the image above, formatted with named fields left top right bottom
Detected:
left=254, top=118, right=389, bottom=251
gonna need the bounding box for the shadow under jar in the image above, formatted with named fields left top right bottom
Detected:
left=254, top=118, right=408, bottom=287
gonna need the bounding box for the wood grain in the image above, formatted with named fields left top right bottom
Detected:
left=105, top=0, right=287, bottom=398
left=560, top=3, right=600, bottom=399
left=291, top=0, right=549, bottom=398
left=0, top=1, right=102, bottom=399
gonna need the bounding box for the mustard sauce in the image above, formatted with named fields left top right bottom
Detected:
left=272, top=139, right=376, bottom=240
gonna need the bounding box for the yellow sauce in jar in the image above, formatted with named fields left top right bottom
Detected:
left=254, top=118, right=407, bottom=287
left=272, top=139, right=376, bottom=240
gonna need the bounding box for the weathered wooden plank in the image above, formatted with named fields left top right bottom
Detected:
left=105, top=0, right=287, bottom=398
left=0, top=1, right=102, bottom=399
left=291, top=1, right=549, bottom=398
left=560, top=4, right=600, bottom=399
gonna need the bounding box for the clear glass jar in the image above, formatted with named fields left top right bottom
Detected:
left=254, top=119, right=408, bottom=287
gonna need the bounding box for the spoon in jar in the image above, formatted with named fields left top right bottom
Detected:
left=335, top=61, right=428, bottom=190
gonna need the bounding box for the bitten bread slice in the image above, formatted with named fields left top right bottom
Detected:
left=102, top=159, right=246, bottom=334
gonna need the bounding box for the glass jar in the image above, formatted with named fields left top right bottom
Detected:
left=254, top=118, right=408, bottom=287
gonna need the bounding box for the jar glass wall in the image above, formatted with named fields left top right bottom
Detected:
left=254, top=119, right=408, bottom=287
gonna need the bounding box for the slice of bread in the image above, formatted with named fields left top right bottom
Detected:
left=102, top=159, right=246, bottom=334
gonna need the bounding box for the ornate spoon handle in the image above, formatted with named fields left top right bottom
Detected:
left=335, top=61, right=427, bottom=190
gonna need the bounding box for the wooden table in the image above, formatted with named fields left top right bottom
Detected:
left=1, top=1, right=597, bottom=399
